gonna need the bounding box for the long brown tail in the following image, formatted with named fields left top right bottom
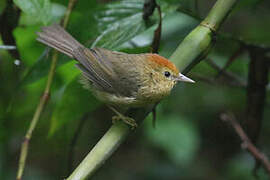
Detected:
left=36, top=24, right=84, bottom=58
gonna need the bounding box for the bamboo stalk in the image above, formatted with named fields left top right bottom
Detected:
left=67, top=121, right=129, bottom=180
left=66, top=0, right=239, bottom=179
left=66, top=107, right=152, bottom=180
left=16, top=0, right=78, bottom=179
left=171, top=0, right=238, bottom=73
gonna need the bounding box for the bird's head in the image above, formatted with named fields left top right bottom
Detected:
left=138, top=54, right=195, bottom=102
left=147, top=54, right=194, bottom=85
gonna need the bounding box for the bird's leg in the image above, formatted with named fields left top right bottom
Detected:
left=109, top=107, right=138, bottom=129
left=152, top=107, right=156, bottom=128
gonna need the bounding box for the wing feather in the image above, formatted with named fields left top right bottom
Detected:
left=73, top=48, right=115, bottom=92
left=73, top=47, right=141, bottom=97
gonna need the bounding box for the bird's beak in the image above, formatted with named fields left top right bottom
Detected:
left=176, top=73, right=195, bottom=83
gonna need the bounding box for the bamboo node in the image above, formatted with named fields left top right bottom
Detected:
left=200, top=21, right=217, bottom=33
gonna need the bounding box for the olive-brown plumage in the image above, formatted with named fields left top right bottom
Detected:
left=36, top=24, right=194, bottom=127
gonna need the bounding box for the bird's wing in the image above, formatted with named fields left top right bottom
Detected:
left=73, top=47, right=141, bottom=97
left=73, top=47, right=116, bottom=93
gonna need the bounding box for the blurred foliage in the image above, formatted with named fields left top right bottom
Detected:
left=49, top=74, right=100, bottom=136
left=144, top=113, right=200, bottom=166
left=14, top=0, right=66, bottom=25
left=1, top=0, right=270, bottom=179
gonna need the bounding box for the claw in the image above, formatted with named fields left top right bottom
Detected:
left=109, top=107, right=138, bottom=129
left=112, top=115, right=137, bottom=129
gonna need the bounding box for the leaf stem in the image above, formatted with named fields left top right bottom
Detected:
left=16, top=0, right=78, bottom=179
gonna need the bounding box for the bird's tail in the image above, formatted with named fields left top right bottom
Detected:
left=36, top=24, right=84, bottom=58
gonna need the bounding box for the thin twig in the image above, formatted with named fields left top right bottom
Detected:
left=0, top=0, right=21, bottom=60
left=205, top=58, right=247, bottom=87
left=216, top=46, right=245, bottom=78
left=67, top=113, right=89, bottom=175
left=190, top=72, right=246, bottom=88
left=194, top=0, right=199, bottom=16
left=220, top=33, right=270, bottom=53
left=16, top=0, right=78, bottom=179
left=150, top=1, right=162, bottom=126
left=66, top=122, right=131, bottom=180
left=221, top=112, right=270, bottom=176
left=176, top=6, right=270, bottom=53
left=61, top=0, right=78, bottom=29
left=143, top=0, right=157, bottom=20
left=150, top=4, right=162, bottom=53
left=0, top=45, right=16, bottom=50
left=152, top=106, right=156, bottom=128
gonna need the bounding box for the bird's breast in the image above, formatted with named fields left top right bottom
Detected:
left=91, top=82, right=172, bottom=108
left=137, top=83, right=173, bottom=103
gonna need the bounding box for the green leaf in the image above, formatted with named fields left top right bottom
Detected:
left=13, top=0, right=64, bottom=25
left=49, top=75, right=101, bottom=136
left=19, top=2, right=66, bottom=25
left=13, top=25, right=44, bottom=66
left=91, top=0, right=145, bottom=50
left=0, top=0, right=6, bottom=14
left=18, top=1, right=100, bottom=87
left=20, top=51, right=70, bottom=86
left=144, top=115, right=199, bottom=166
left=91, top=0, right=175, bottom=50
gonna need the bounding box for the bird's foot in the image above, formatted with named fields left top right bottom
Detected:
left=109, top=106, right=137, bottom=129
left=112, top=115, right=138, bottom=129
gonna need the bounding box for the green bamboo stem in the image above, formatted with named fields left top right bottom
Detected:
left=67, top=107, right=151, bottom=180
left=16, top=0, right=78, bottom=179
left=170, top=26, right=212, bottom=73
left=203, top=0, right=237, bottom=31
left=171, top=0, right=238, bottom=73
left=67, top=121, right=130, bottom=180
left=66, top=0, right=238, bottom=179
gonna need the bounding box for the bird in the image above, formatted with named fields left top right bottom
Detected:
left=36, top=24, right=194, bottom=128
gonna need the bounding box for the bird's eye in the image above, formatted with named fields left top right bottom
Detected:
left=164, top=71, right=171, bottom=78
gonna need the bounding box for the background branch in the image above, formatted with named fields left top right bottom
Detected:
left=206, top=58, right=246, bottom=87
left=16, top=0, right=78, bottom=179
left=190, top=72, right=246, bottom=88
left=243, top=46, right=269, bottom=144
left=221, top=112, right=270, bottom=176
left=0, top=0, right=21, bottom=60
left=216, top=46, right=245, bottom=78
left=150, top=3, right=162, bottom=53
left=67, top=112, right=89, bottom=175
